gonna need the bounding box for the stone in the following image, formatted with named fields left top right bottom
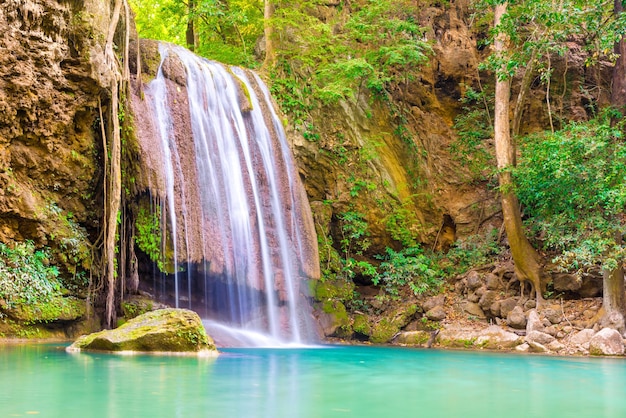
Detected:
left=67, top=308, right=218, bottom=355
left=316, top=300, right=351, bottom=337
left=478, top=290, right=498, bottom=312
left=393, top=331, right=432, bottom=346
left=462, top=301, right=486, bottom=319
left=490, top=300, right=502, bottom=317
left=547, top=340, right=565, bottom=352
left=474, top=325, right=522, bottom=349
left=600, top=310, right=626, bottom=335
left=468, top=292, right=481, bottom=303
left=542, top=306, right=562, bottom=324
left=499, top=298, right=518, bottom=318
left=525, top=330, right=556, bottom=346
left=552, top=273, right=582, bottom=292
left=578, top=274, right=603, bottom=298
left=466, top=271, right=483, bottom=290
left=515, top=343, right=530, bottom=353
left=544, top=325, right=559, bottom=337
left=527, top=341, right=549, bottom=353
left=5, top=296, right=85, bottom=323
left=485, top=273, right=501, bottom=290
left=524, top=300, right=537, bottom=310
left=589, top=328, right=625, bottom=356
left=507, top=306, right=527, bottom=329
left=425, top=306, right=447, bottom=321
left=526, top=309, right=544, bottom=332
left=422, top=294, right=445, bottom=312
left=569, top=329, right=596, bottom=346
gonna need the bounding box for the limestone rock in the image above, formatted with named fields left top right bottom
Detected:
left=526, top=309, right=544, bottom=333
left=466, top=271, right=482, bottom=290
left=478, top=290, right=498, bottom=312
left=393, top=331, right=432, bottom=346
left=527, top=341, right=549, bottom=353
left=507, top=306, right=527, bottom=329
left=569, top=329, right=596, bottom=346
left=474, top=325, right=522, bottom=349
left=499, top=298, right=518, bottom=318
left=485, top=273, right=501, bottom=290
left=589, top=328, right=624, bottom=356
left=516, top=343, right=530, bottom=353
left=525, top=330, right=555, bottom=346
left=548, top=340, right=565, bottom=352
left=552, top=273, right=582, bottom=292
left=422, top=294, right=445, bottom=312
left=67, top=309, right=218, bottom=355
left=425, top=305, right=446, bottom=321
left=462, top=301, right=486, bottom=319
left=542, top=307, right=562, bottom=324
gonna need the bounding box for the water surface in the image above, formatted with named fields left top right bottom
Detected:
left=1, top=344, right=624, bottom=417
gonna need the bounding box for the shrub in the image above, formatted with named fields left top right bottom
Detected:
left=0, top=241, right=61, bottom=309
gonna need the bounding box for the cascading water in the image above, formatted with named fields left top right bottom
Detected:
left=139, top=44, right=320, bottom=347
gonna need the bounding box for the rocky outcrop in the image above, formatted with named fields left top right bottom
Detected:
left=0, top=0, right=113, bottom=264
left=67, top=308, right=218, bottom=355
left=589, top=328, right=625, bottom=356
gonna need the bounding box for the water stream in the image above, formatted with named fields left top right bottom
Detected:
left=142, top=45, right=318, bottom=347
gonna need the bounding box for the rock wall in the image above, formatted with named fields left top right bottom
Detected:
left=0, top=0, right=119, bottom=336
left=0, top=0, right=115, bottom=271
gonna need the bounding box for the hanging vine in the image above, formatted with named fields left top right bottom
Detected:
left=98, top=0, right=131, bottom=329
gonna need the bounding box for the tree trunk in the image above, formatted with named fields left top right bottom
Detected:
left=263, top=0, right=276, bottom=67
left=186, top=0, right=196, bottom=52
left=603, top=0, right=626, bottom=325
left=611, top=0, right=626, bottom=114
left=493, top=2, right=544, bottom=306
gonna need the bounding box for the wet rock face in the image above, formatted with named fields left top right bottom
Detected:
left=0, top=0, right=110, bottom=260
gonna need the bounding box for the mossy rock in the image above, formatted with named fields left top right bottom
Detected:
left=370, top=304, right=418, bottom=344
left=352, top=314, right=372, bottom=337
left=67, top=308, right=218, bottom=355
left=4, top=296, right=86, bottom=324
left=394, top=331, right=431, bottom=346
left=313, top=278, right=355, bottom=301
left=316, top=299, right=352, bottom=338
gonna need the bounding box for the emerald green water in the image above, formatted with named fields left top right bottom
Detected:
left=1, top=344, right=625, bottom=418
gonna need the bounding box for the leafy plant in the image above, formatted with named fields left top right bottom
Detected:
left=135, top=205, right=166, bottom=272
left=374, top=246, right=443, bottom=299
left=515, top=112, right=626, bottom=272
left=0, top=241, right=61, bottom=309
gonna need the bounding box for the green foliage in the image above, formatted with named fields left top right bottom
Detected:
left=338, top=210, right=371, bottom=259
left=451, top=86, right=495, bottom=181
left=440, top=229, right=502, bottom=277
left=0, top=241, right=61, bottom=310
left=374, top=246, right=443, bottom=299
left=383, top=203, right=421, bottom=247
left=515, top=112, right=626, bottom=271
left=135, top=205, right=166, bottom=272
left=130, top=0, right=263, bottom=66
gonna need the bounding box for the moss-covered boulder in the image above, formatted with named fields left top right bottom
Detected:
left=67, top=308, right=218, bottom=355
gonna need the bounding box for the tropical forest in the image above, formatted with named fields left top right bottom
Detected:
left=1, top=0, right=626, bottom=417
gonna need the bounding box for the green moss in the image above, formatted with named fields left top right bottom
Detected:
left=8, top=296, right=85, bottom=324
left=370, top=318, right=398, bottom=343
left=314, top=278, right=354, bottom=301
left=370, top=304, right=418, bottom=344
left=352, top=314, right=372, bottom=336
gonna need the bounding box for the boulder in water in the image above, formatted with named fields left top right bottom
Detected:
left=67, top=308, right=218, bottom=355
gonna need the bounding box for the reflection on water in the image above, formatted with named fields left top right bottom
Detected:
left=1, top=344, right=625, bottom=418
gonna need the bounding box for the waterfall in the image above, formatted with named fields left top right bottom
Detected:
left=139, top=44, right=319, bottom=347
